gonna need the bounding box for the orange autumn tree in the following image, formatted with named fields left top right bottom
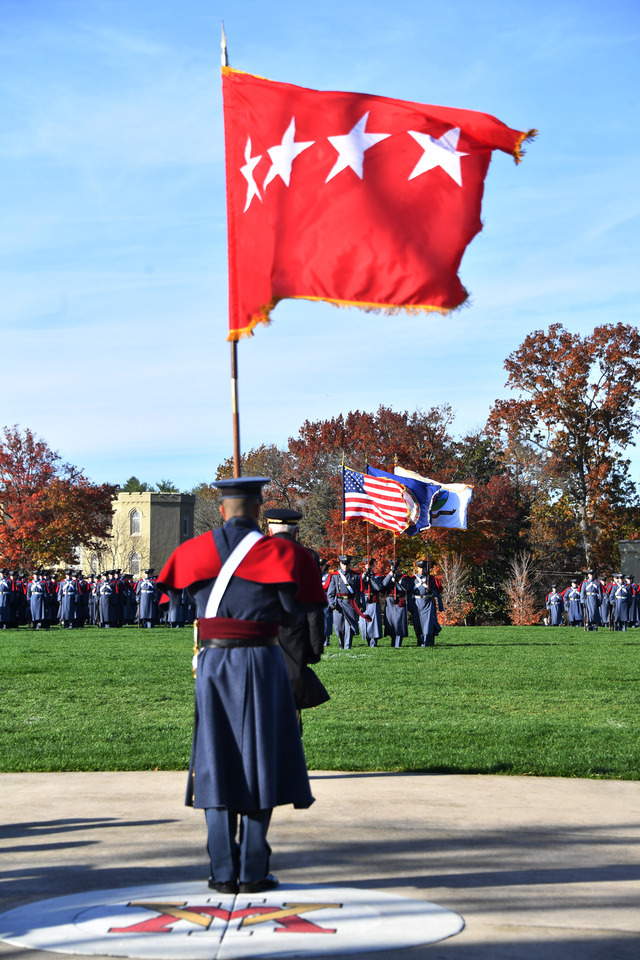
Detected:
left=487, top=323, right=640, bottom=571
left=216, top=444, right=300, bottom=510
left=0, top=426, right=117, bottom=571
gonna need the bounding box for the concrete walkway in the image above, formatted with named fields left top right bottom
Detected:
left=1, top=771, right=639, bottom=959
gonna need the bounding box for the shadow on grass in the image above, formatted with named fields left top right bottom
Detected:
left=311, top=763, right=633, bottom=777
left=342, top=639, right=588, bottom=648
left=438, top=642, right=584, bottom=648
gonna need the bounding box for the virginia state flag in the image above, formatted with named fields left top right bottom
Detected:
left=223, top=67, right=535, bottom=340
left=395, top=465, right=473, bottom=530
left=366, top=464, right=441, bottom=534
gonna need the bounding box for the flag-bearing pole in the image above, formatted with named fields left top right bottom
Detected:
left=230, top=340, right=241, bottom=477
left=340, top=459, right=346, bottom=556
left=222, top=24, right=242, bottom=478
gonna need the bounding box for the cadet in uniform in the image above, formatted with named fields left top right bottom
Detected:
left=87, top=576, right=98, bottom=625
left=580, top=571, right=603, bottom=630
left=58, top=571, right=78, bottom=629
left=0, top=571, right=12, bottom=629
left=121, top=576, right=137, bottom=625
left=136, top=569, right=157, bottom=627
left=75, top=572, right=90, bottom=627
left=98, top=572, right=119, bottom=627
left=607, top=573, right=629, bottom=630
left=46, top=574, right=58, bottom=626
left=611, top=575, right=630, bottom=630
left=408, top=560, right=443, bottom=646
left=563, top=580, right=583, bottom=627
left=156, top=476, right=325, bottom=895
left=326, top=555, right=361, bottom=649
left=27, top=571, right=49, bottom=629
left=600, top=577, right=613, bottom=628
left=383, top=560, right=411, bottom=647
left=359, top=557, right=383, bottom=647
left=319, top=559, right=333, bottom=646
left=10, top=572, right=27, bottom=627
left=546, top=585, right=564, bottom=626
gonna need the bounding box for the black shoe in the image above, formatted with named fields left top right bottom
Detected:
left=208, top=877, right=238, bottom=894
left=239, top=874, right=279, bottom=894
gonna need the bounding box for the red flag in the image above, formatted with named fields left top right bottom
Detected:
left=343, top=467, right=416, bottom=534
left=223, top=67, right=535, bottom=341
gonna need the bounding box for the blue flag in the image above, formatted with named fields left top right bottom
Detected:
left=395, top=466, right=473, bottom=529
left=366, top=464, right=441, bottom=535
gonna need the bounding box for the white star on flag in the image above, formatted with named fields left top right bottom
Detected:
left=240, top=137, right=262, bottom=211
left=408, top=127, right=468, bottom=186
left=326, top=112, right=390, bottom=182
left=263, top=118, right=314, bottom=189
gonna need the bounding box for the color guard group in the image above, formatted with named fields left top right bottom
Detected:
left=322, top=555, right=444, bottom=648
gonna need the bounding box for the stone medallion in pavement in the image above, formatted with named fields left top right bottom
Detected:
left=0, top=881, right=464, bottom=959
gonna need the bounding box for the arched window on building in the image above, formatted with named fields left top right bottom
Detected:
left=129, top=552, right=140, bottom=577
left=130, top=509, right=141, bottom=536
left=91, top=554, right=99, bottom=574
left=182, top=512, right=190, bottom=538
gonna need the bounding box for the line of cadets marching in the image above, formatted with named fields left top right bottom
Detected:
left=0, top=568, right=196, bottom=630
left=546, top=571, right=640, bottom=630
left=321, top=554, right=444, bottom=648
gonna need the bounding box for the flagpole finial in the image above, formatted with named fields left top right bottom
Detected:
left=221, top=21, right=229, bottom=67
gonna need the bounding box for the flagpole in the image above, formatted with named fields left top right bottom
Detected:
left=221, top=24, right=241, bottom=478
left=231, top=341, right=241, bottom=476
left=341, top=460, right=346, bottom=557
left=392, top=455, right=398, bottom=569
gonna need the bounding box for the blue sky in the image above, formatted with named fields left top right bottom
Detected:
left=1, top=0, right=638, bottom=490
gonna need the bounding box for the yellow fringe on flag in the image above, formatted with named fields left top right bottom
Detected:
left=227, top=299, right=278, bottom=342
left=226, top=294, right=469, bottom=341
left=514, top=129, right=538, bottom=164
left=290, top=295, right=459, bottom=316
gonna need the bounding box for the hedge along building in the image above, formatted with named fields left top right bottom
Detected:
left=78, top=492, right=195, bottom=578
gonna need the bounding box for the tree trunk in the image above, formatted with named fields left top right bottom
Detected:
left=575, top=455, right=591, bottom=567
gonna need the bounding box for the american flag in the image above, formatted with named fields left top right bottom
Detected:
left=343, top=467, right=410, bottom=534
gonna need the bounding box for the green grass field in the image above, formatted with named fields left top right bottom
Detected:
left=1, top=624, right=638, bottom=779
